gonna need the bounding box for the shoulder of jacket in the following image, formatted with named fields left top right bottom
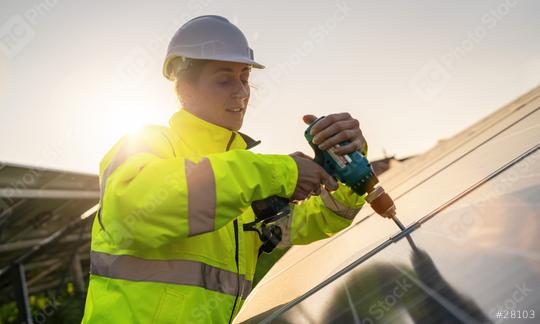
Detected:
left=99, top=125, right=177, bottom=174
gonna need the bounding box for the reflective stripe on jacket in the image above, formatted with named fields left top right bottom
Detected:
left=82, top=108, right=366, bottom=323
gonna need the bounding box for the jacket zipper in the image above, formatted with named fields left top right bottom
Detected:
left=229, top=219, right=240, bottom=323
left=226, top=132, right=241, bottom=324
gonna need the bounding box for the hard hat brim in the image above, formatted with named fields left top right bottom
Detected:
left=163, top=56, right=265, bottom=81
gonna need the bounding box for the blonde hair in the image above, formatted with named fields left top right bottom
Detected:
left=170, top=57, right=209, bottom=103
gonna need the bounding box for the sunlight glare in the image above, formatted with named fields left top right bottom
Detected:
left=100, top=92, right=160, bottom=142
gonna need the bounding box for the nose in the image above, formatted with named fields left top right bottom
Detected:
left=232, top=81, right=250, bottom=101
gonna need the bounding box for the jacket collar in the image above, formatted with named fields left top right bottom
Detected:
left=169, top=108, right=261, bottom=155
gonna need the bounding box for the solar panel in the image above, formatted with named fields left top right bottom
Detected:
left=0, top=163, right=98, bottom=304
left=235, top=85, right=540, bottom=323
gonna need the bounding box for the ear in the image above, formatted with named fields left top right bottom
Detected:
left=175, top=79, right=195, bottom=106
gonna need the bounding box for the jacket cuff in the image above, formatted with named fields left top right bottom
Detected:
left=329, top=182, right=367, bottom=210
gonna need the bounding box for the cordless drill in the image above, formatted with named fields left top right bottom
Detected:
left=304, top=116, right=402, bottom=227
left=249, top=116, right=405, bottom=254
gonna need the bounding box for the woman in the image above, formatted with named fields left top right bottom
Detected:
left=82, top=15, right=368, bottom=323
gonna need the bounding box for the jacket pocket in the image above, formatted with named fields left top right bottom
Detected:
left=151, top=287, right=185, bottom=324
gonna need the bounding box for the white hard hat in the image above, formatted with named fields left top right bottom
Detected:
left=163, top=15, right=264, bottom=80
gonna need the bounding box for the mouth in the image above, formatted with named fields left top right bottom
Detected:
left=226, top=107, right=244, bottom=114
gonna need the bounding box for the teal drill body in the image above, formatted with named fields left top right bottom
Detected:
left=304, top=117, right=378, bottom=196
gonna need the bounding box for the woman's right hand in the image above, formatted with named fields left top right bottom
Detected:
left=289, top=151, right=338, bottom=201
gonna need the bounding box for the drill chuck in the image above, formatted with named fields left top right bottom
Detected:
left=365, top=186, right=396, bottom=218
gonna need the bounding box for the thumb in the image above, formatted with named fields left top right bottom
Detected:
left=303, top=114, right=318, bottom=125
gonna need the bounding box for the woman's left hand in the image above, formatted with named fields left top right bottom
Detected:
left=303, top=113, right=367, bottom=156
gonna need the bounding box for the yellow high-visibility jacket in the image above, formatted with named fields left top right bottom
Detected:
left=82, top=108, right=367, bottom=323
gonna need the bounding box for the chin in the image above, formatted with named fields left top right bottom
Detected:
left=230, top=123, right=242, bottom=131
left=213, top=117, right=242, bottom=131
left=227, top=119, right=243, bottom=131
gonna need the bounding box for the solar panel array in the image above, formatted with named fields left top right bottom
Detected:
left=235, top=85, right=540, bottom=323
left=0, top=163, right=98, bottom=302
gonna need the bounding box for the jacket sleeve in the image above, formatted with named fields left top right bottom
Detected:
left=98, top=126, right=298, bottom=248
left=275, top=145, right=369, bottom=246
left=274, top=183, right=366, bottom=246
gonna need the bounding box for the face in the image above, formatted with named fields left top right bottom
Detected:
left=182, top=61, right=251, bottom=131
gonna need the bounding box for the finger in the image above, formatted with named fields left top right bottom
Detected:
left=309, top=113, right=352, bottom=136
left=292, top=188, right=309, bottom=201
left=303, top=114, right=318, bottom=125
left=296, top=182, right=314, bottom=199
left=312, top=119, right=358, bottom=145
left=318, top=167, right=338, bottom=191
left=295, top=188, right=312, bottom=201
left=312, top=184, right=322, bottom=196
left=323, top=180, right=339, bottom=192
left=333, top=139, right=366, bottom=155
left=318, top=129, right=359, bottom=151
left=301, top=181, right=315, bottom=192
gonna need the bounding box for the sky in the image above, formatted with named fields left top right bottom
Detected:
left=1, top=0, right=539, bottom=174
